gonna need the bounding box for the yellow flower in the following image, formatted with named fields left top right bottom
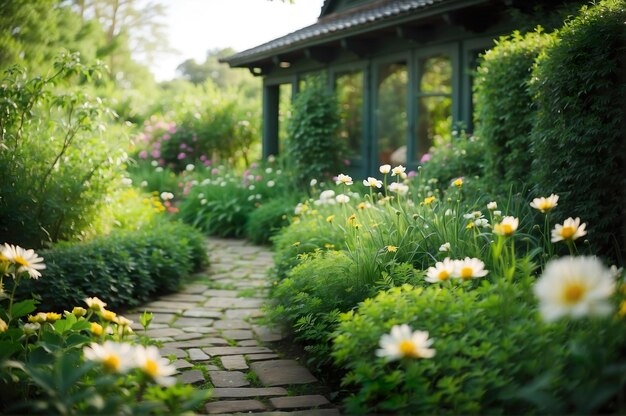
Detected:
left=386, top=245, right=398, bottom=253
left=530, top=194, right=559, bottom=213
left=0, top=318, right=7, bottom=333
left=326, top=215, right=334, bottom=223
left=85, top=297, right=107, bottom=311
left=551, top=217, right=587, bottom=243
left=453, top=178, right=463, bottom=187
left=347, top=214, right=357, bottom=225
left=324, top=243, right=335, bottom=249
left=101, top=310, right=117, bottom=322
left=28, top=312, right=48, bottom=323
left=493, top=216, right=519, bottom=237
left=45, top=312, right=61, bottom=322
left=466, top=222, right=475, bottom=230
left=292, top=241, right=301, bottom=247
left=91, top=322, right=104, bottom=336
left=357, top=202, right=367, bottom=210
left=423, top=196, right=436, bottom=205
left=72, top=307, right=87, bottom=317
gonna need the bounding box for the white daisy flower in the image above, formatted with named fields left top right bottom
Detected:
left=134, top=345, right=177, bottom=386
left=551, top=217, right=587, bottom=242
left=363, top=177, right=383, bottom=188
left=379, top=164, right=391, bottom=174
left=84, top=296, right=107, bottom=311
left=376, top=324, right=435, bottom=361
left=335, top=194, right=350, bottom=204
left=493, top=216, right=519, bottom=236
left=388, top=182, right=409, bottom=195
left=439, top=242, right=451, bottom=252
left=530, top=194, right=559, bottom=213
left=336, top=174, right=353, bottom=186
left=1, top=244, right=46, bottom=279
left=83, top=341, right=134, bottom=373
left=487, top=201, right=497, bottom=210
left=391, top=165, right=406, bottom=177
left=453, top=257, right=489, bottom=280
left=534, top=256, right=615, bottom=322
left=425, top=258, right=455, bottom=283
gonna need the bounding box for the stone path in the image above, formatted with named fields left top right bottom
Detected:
left=126, top=237, right=340, bottom=415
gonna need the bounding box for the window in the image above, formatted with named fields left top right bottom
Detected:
left=336, top=70, right=363, bottom=159
left=376, top=62, right=408, bottom=166
left=416, top=55, right=452, bottom=160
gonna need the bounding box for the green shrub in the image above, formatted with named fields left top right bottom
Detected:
left=419, top=131, right=486, bottom=189
left=333, top=280, right=626, bottom=414
left=530, top=0, right=626, bottom=260
left=245, top=196, right=298, bottom=244
left=18, top=222, right=208, bottom=311
left=0, top=53, right=128, bottom=248
left=474, top=30, right=553, bottom=191
left=285, top=76, right=343, bottom=187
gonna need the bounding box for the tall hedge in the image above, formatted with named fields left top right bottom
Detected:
left=530, top=0, right=626, bottom=259
left=474, top=30, right=553, bottom=190
left=285, top=76, right=342, bottom=187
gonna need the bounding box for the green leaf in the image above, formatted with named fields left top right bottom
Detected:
left=10, top=299, right=37, bottom=319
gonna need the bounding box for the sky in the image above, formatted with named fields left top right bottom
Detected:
left=151, top=0, right=325, bottom=81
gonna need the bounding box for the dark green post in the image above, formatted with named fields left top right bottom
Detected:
left=262, top=83, right=279, bottom=158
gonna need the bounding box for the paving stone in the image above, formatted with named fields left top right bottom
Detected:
left=178, top=369, right=205, bottom=385
left=250, top=360, right=317, bottom=386
left=205, top=399, right=266, bottom=414
left=146, top=327, right=185, bottom=338
left=162, top=338, right=229, bottom=348
left=181, top=326, right=217, bottom=334
left=246, top=353, right=279, bottom=361
left=179, top=284, right=209, bottom=294
left=149, top=313, right=176, bottom=324
left=252, top=325, right=286, bottom=342
left=235, top=280, right=269, bottom=288
left=209, top=371, right=249, bottom=387
left=172, top=332, right=204, bottom=341
left=171, top=317, right=215, bottom=328
left=237, top=339, right=259, bottom=347
left=137, top=307, right=183, bottom=314
left=211, top=387, right=288, bottom=398
left=152, top=336, right=175, bottom=342
left=145, top=301, right=199, bottom=310
left=182, top=309, right=223, bottom=319
left=188, top=348, right=210, bottom=361
left=213, top=319, right=251, bottom=330
left=250, top=410, right=340, bottom=416
left=224, top=309, right=264, bottom=319
left=220, top=355, right=248, bottom=370
left=203, top=346, right=272, bottom=357
left=221, top=329, right=254, bottom=340
left=131, top=322, right=167, bottom=331
left=270, top=395, right=330, bottom=410
left=158, top=294, right=206, bottom=302
left=172, top=359, right=193, bottom=370
left=203, top=289, right=240, bottom=297
left=205, top=297, right=265, bottom=309
left=159, top=347, right=187, bottom=359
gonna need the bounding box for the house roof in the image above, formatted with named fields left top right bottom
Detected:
left=223, top=0, right=459, bottom=67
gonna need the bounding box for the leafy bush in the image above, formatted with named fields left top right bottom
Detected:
left=530, top=0, right=626, bottom=260
left=0, top=53, right=128, bottom=248
left=285, top=76, right=343, bottom=187
left=0, top=249, right=208, bottom=414
left=419, top=131, right=486, bottom=190
left=245, top=196, right=298, bottom=244
left=333, top=280, right=626, bottom=414
left=474, top=30, right=553, bottom=190
left=18, top=222, right=208, bottom=311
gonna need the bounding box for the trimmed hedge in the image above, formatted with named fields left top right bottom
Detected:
left=19, top=221, right=208, bottom=311
left=530, top=0, right=626, bottom=259
left=474, top=30, right=553, bottom=190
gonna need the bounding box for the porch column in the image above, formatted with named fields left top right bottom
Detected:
left=262, top=83, right=279, bottom=159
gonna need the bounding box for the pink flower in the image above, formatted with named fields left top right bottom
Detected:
left=250, top=162, right=258, bottom=169
left=163, top=134, right=171, bottom=141
left=200, top=154, right=207, bottom=161
left=177, top=152, right=186, bottom=160
left=168, top=123, right=176, bottom=133
left=204, top=160, right=211, bottom=167
left=420, top=153, right=431, bottom=163
left=153, top=141, right=161, bottom=149
left=256, top=175, right=263, bottom=182
left=138, top=150, right=148, bottom=159
left=151, top=149, right=161, bottom=158
left=408, top=170, right=417, bottom=178
left=211, top=168, right=219, bottom=175
left=343, top=159, right=351, bottom=166
left=180, top=143, right=187, bottom=149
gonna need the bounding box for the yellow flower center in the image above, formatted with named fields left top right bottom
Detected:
left=500, top=223, right=514, bottom=236
left=91, top=322, right=103, bottom=336
left=399, top=340, right=418, bottom=357
left=538, top=201, right=553, bottom=211
left=560, top=226, right=576, bottom=240
left=460, top=267, right=474, bottom=280
left=326, top=215, right=334, bottom=223
left=438, top=270, right=450, bottom=281
left=14, top=255, right=29, bottom=267
left=103, top=355, right=121, bottom=372
left=563, top=282, right=586, bottom=304
left=387, top=246, right=397, bottom=252
left=144, top=359, right=159, bottom=378
left=101, top=310, right=117, bottom=322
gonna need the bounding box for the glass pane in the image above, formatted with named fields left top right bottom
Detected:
left=377, top=63, right=408, bottom=166
left=278, top=83, right=292, bottom=154
left=420, top=55, right=452, bottom=94
left=336, top=71, right=363, bottom=159
left=416, top=95, right=452, bottom=159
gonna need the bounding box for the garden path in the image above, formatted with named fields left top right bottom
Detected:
left=126, top=237, right=340, bottom=415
